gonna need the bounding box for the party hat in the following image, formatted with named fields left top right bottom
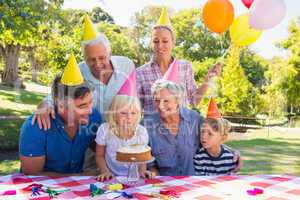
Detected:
left=82, top=14, right=98, bottom=41
left=206, top=98, right=222, bottom=119
left=60, top=54, right=84, bottom=86
left=117, top=70, right=137, bottom=96
left=156, top=7, right=171, bottom=27
left=163, top=59, right=179, bottom=83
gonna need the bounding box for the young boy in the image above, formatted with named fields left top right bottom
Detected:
left=194, top=98, right=238, bottom=176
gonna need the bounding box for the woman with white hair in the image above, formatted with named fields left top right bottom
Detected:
left=146, top=80, right=242, bottom=176
left=144, top=79, right=204, bottom=176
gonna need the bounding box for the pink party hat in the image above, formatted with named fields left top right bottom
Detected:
left=117, top=70, right=137, bottom=96
left=163, top=59, right=180, bottom=83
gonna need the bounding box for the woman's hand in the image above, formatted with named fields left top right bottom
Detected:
left=140, top=170, right=156, bottom=179
left=204, top=63, right=222, bottom=82
left=97, top=171, right=114, bottom=182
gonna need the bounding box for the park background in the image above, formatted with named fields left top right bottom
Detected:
left=0, top=0, right=300, bottom=175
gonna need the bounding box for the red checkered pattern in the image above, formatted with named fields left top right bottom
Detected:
left=1, top=174, right=300, bottom=199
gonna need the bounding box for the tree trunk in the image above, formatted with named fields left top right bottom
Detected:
left=28, top=49, right=38, bottom=83
left=1, top=44, right=23, bottom=88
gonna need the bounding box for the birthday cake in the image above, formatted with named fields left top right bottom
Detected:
left=116, top=145, right=152, bottom=162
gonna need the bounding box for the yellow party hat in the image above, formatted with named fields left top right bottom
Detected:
left=156, top=7, right=171, bottom=27
left=82, top=14, right=98, bottom=41
left=60, top=54, right=84, bottom=86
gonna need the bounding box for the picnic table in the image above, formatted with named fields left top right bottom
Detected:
left=1, top=173, right=300, bottom=199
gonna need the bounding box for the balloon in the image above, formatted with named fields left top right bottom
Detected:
left=230, top=14, right=262, bottom=46
left=241, top=0, right=254, bottom=9
left=249, top=0, right=286, bottom=30
left=202, top=0, right=234, bottom=34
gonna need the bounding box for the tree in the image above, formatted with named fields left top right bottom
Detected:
left=130, top=6, right=162, bottom=66
left=218, top=46, right=260, bottom=116
left=172, top=8, right=230, bottom=62
left=262, top=57, right=288, bottom=119
left=91, top=7, right=114, bottom=24
left=279, top=18, right=300, bottom=112
left=97, top=23, right=138, bottom=64
left=0, top=0, right=63, bottom=87
left=240, top=49, right=267, bottom=89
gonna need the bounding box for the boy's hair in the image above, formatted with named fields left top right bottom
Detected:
left=204, top=118, right=231, bottom=141
left=52, top=75, right=92, bottom=107
left=105, top=95, right=142, bottom=133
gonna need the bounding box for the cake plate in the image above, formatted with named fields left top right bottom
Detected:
left=116, top=157, right=155, bottom=186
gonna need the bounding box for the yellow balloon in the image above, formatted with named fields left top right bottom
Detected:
left=230, top=14, right=262, bottom=46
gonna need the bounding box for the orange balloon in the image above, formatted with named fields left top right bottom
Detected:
left=202, top=0, right=234, bottom=34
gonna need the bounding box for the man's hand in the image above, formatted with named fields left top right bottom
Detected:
left=31, top=101, right=55, bottom=130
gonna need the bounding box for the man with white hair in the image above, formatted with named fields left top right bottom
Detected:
left=32, top=15, right=135, bottom=171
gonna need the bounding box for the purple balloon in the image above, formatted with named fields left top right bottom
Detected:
left=249, top=0, right=286, bottom=30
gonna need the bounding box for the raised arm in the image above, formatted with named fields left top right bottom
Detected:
left=191, top=63, right=222, bottom=106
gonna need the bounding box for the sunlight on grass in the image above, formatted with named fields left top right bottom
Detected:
left=0, top=86, right=46, bottom=116
left=226, top=129, right=300, bottom=176
left=0, top=160, right=19, bottom=175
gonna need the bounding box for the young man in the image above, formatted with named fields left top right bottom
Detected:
left=19, top=55, right=102, bottom=175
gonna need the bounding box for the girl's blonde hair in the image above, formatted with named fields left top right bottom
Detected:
left=105, top=95, right=142, bottom=135
left=204, top=118, right=231, bottom=142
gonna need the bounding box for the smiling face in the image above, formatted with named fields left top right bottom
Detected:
left=84, top=43, right=111, bottom=79
left=154, top=88, right=179, bottom=118
left=58, top=91, right=93, bottom=126
left=151, top=27, right=175, bottom=60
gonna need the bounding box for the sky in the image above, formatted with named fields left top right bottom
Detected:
left=63, top=0, right=300, bottom=59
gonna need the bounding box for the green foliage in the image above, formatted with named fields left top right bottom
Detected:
left=262, top=57, right=288, bottom=118
left=97, top=23, right=138, bottom=64
left=131, top=5, right=163, bottom=66
left=218, top=46, right=260, bottom=116
left=91, top=7, right=114, bottom=24
left=172, top=9, right=230, bottom=62
left=278, top=18, right=300, bottom=111
left=240, top=49, right=267, bottom=89
left=0, top=0, right=63, bottom=46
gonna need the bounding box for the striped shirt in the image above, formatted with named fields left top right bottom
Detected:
left=136, top=57, right=197, bottom=114
left=194, top=145, right=238, bottom=176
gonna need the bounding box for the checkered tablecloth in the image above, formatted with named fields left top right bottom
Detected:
left=1, top=173, right=300, bottom=200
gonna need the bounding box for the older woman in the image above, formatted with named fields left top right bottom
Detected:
left=145, top=79, right=242, bottom=176
left=137, top=10, right=221, bottom=115
left=144, top=79, right=204, bottom=176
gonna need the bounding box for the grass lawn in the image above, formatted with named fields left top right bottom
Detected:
left=226, top=128, right=300, bottom=175
left=0, top=86, right=46, bottom=116
left=0, top=82, right=47, bottom=175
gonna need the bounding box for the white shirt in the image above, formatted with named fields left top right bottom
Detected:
left=46, top=56, right=135, bottom=115
left=95, top=123, right=149, bottom=176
